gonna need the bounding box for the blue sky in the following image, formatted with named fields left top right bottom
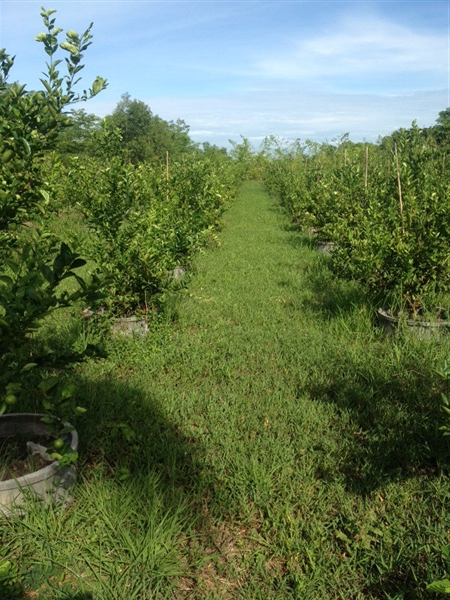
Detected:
left=0, top=1, right=448, bottom=148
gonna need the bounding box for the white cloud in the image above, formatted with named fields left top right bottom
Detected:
left=256, top=14, right=447, bottom=86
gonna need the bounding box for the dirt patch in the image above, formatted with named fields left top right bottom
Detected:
left=174, top=511, right=282, bottom=599
left=0, top=436, right=53, bottom=481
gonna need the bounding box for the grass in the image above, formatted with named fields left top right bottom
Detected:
left=2, top=181, right=450, bottom=598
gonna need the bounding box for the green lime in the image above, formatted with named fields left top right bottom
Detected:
left=4, top=394, right=17, bottom=406
left=53, top=438, right=65, bottom=450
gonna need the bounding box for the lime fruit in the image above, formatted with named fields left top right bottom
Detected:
left=53, top=438, right=65, bottom=450
left=4, top=394, right=17, bottom=406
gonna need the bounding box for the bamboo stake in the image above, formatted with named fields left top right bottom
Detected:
left=394, top=143, right=405, bottom=236
left=166, top=150, right=169, bottom=202
left=363, top=145, right=369, bottom=208
left=364, top=146, right=369, bottom=190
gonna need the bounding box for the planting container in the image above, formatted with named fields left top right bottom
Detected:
left=111, top=316, right=149, bottom=337
left=317, top=240, right=335, bottom=255
left=170, top=265, right=188, bottom=282
left=377, top=308, right=450, bottom=339
left=0, top=413, right=78, bottom=517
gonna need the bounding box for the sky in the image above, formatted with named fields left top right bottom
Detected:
left=0, top=0, right=448, bottom=149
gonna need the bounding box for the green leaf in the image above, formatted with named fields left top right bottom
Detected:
left=91, top=76, right=107, bottom=96
left=6, top=382, right=21, bottom=394
left=38, top=376, right=60, bottom=393
left=20, top=362, right=38, bottom=372
left=427, top=579, right=450, bottom=593
left=40, top=414, right=56, bottom=424
left=70, top=258, right=87, bottom=269
left=0, top=318, right=11, bottom=330
left=40, top=189, right=50, bottom=203
left=0, top=275, right=13, bottom=286
left=335, top=530, right=352, bottom=544
left=0, top=559, right=11, bottom=579
left=58, top=425, right=75, bottom=435
left=60, top=383, right=76, bottom=399
left=60, top=42, right=78, bottom=54
left=22, top=137, right=31, bottom=155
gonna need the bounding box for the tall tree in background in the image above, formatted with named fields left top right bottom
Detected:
left=56, top=109, right=101, bottom=155
left=106, top=93, right=196, bottom=163
left=433, top=107, right=450, bottom=149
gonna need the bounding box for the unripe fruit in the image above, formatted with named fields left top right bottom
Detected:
left=4, top=394, right=17, bottom=406
left=1, top=150, right=13, bottom=164
left=53, top=438, right=65, bottom=450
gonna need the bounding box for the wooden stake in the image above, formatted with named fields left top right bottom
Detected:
left=364, top=146, right=369, bottom=190
left=166, top=150, right=169, bottom=202
left=394, top=143, right=405, bottom=236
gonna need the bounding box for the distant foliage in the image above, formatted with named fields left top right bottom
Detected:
left=105, top=93, right=197, bottom=163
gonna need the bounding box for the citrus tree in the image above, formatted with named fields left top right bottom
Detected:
left=0, top=8, right=106, bottom=423
left=263, top=123, right=450, bottom=316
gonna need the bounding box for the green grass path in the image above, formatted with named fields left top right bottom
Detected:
left=157, top=179, right=344, bottom=511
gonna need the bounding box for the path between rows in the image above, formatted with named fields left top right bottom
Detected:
left=150, top=179, right=335, bottom=507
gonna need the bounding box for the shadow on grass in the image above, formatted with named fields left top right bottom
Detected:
left=296, top=264, right=450, bottom=495
left=307, top=349, right=450, bottom=495
left=276, top=239, right=370, bottom=318
left=302, top=256, right=371, bottom=317
left=280, top=219, right=450, bottom=495
left=13, top=371, right=215, bottom=598
left=0, top=582, right=94, bottom=600
left=75, top=374, right=206, bottom=498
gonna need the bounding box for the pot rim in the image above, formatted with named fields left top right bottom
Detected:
left=377, top=307, right=450, bottom=328
left=0, top=413, right=78, bottom=490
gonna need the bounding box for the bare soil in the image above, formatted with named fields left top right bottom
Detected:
left=0, top=436, right=53, bottom=481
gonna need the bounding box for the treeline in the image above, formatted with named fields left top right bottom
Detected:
left=56, top=93, right=228, bottom=163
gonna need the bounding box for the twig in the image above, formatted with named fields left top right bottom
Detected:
left=394, top=143, right=405, bottom=237
left=166, top=150, right=169, bottom=202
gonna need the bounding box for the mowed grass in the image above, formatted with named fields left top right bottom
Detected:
left=2, top=181, right=450, bottom=599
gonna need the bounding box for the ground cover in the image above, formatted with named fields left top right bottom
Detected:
left=2, top=181, right=450, bottom=599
